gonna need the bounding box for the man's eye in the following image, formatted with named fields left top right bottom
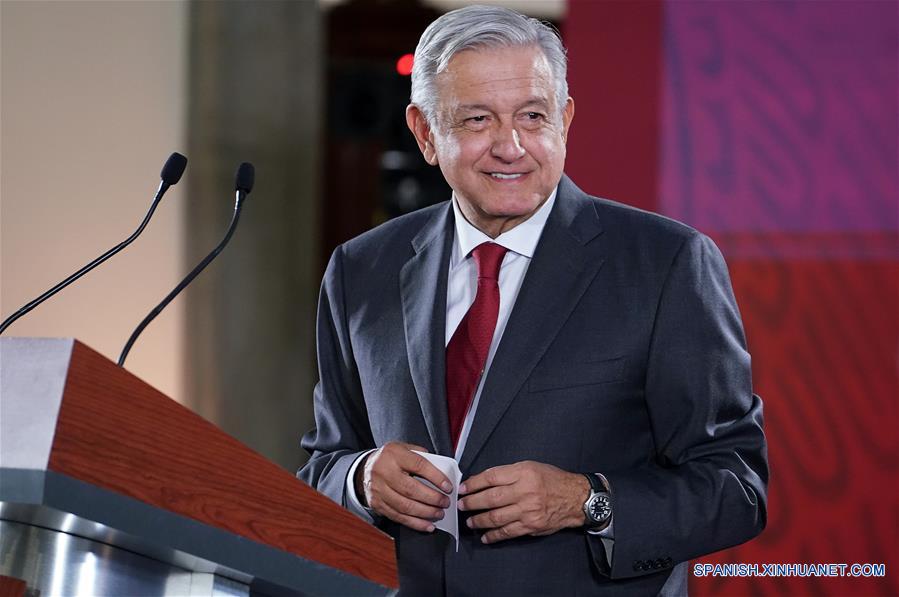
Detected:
left=525, top=112, right=544, bottom=120
left=468, top=115, right=488, bottom=123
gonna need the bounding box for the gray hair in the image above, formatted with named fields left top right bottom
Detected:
left=410, top=4, right=569, bottom=127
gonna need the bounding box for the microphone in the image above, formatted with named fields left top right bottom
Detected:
left=0, top=152, right=188, bottom=335
left=117, top=162, right=255, bottom=367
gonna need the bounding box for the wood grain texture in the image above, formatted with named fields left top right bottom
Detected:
left=0, top=576, right=26, bottom=597
left=47, top=341, right=398, bottom=589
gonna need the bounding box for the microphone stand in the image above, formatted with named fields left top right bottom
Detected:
left=118, top=163, right=254, bottom=367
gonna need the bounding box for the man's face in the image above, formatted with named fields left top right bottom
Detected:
left=407, top=45, right=574, bottom=237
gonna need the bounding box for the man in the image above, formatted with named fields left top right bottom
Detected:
left=299, top=5, right=767, bottom=595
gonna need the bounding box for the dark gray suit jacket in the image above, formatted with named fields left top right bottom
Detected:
left=299, top=176, right=768, bottom=596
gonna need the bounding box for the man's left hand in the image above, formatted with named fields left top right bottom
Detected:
left=458, top=461, right=589, bottom=544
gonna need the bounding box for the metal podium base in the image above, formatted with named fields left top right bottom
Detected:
left=0, top=520, right=249, bottom=597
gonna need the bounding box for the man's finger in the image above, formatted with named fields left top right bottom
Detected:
left=380, top=484, right=447, bottom=521
left=458, top=483, right=516, bottom=511
left=392, top=471, right=451, bottom=508
left=370, top=442, right=453, bottom=496
left=465, top=504, right=520, bottom=530
left=401, top=449, right=454, bottom=493
left=481, top=521, right=529, bottom=544
left=378, top=501, right=437, bottom=533
left=459, top=464, right=517, bottom=495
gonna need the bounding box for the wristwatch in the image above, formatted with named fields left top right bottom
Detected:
left=582, top=473, right=612, bottom=530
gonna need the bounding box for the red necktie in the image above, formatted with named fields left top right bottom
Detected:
left=446, top=242, right=508, bottom=450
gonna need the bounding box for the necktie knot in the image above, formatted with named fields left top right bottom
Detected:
left=472, top=242, right=508, bottom=281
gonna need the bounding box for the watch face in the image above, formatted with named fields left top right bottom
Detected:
left=588, top=494, right=612, bottom=522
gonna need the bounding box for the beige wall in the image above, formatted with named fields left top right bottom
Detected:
left=1, top=1, right=187, bottom=402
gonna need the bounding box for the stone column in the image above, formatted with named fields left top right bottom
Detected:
left=185, top=0, right=321, bottom=471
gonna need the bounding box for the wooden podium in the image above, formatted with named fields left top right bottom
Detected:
left=0, top=338, right=398, bottom=596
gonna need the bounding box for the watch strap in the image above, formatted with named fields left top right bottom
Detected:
left=584, top=473, right=604, bottom=494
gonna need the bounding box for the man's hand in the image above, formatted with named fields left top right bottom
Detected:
left=458, top=461, right=589, bottom=544
left=356, top=442, right=453, bottom=532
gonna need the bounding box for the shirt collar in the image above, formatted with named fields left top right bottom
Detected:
left=451, top=186, right=557, bottom=266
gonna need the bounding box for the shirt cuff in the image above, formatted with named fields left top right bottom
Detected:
left=344, top=449, right=378, bottom=521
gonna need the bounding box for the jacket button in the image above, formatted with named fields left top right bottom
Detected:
left=654, top=559, right=665, bottom=569
left=633, top=560, right=643, bottom=571
left=664, top=557, right=673, bottom=567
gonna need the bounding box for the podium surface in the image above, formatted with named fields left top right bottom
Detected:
left=0, top=338, right=398, bottom=596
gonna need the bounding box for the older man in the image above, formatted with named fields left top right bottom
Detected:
left=299, top=5, right=767, bottom=595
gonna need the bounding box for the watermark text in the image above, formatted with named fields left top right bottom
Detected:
left=693, top=563, right=886, bottom=578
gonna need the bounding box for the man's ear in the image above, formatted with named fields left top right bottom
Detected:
left=406, top=104, right=439, bottom=166
left=561, top=96, right=575, bottom=143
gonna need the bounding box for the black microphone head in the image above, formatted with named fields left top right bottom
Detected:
left=160, top=152, right=188, bottom=186
left=235, top=162, right=255, bottom=193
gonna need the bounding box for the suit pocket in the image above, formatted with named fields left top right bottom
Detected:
left=528, top=356, right=625, bottom=392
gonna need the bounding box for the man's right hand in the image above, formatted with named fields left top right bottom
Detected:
left=355, top=442, right=453, bottom=532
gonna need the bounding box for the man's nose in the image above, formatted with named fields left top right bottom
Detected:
left=490, top=125, right=526, bottom=162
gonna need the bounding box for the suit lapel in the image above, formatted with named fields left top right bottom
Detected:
left=400, top=204, right=455, bottom=457
left=459, top=177, right=606, bottom=471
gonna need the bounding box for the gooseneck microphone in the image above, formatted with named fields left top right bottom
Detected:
left=118, top=162, right=255, bottom=367
left=0, top=152, right=188, bottom=336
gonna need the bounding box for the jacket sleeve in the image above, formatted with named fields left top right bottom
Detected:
left=297, top=245, right=377, bottom=513
left=591, top=231, right=768, bottom=579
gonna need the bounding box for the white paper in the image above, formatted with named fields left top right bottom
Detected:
left=412, top=451, right=462, bottom=550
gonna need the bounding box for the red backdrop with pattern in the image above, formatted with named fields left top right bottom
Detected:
left=565, top=1, right=898, bottom=595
